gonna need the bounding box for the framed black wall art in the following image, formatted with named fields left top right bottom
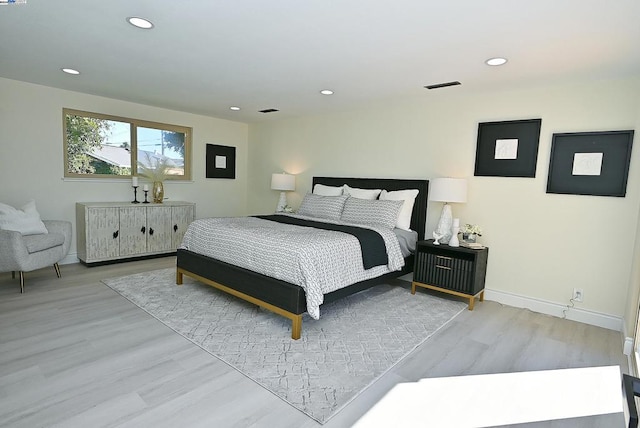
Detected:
left=474, top=118, right=542, bottom=177
left=546, top=130, right=634, bottom=197
left=206, top=144, right=236, bottom=179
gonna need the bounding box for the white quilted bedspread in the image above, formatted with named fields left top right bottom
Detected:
left=180, top=214, right=404, bottom=319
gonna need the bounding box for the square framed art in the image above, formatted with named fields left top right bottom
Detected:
left=546, top=130, right=634, bottom=197
left=474, top=118, right=542, bottom=177
left=206, top=144, right=236, bottom=179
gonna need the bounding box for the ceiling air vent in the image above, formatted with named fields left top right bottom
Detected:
left=259, top=108, right=279, bottom=113
left=424, top=81, right=461, bottom=90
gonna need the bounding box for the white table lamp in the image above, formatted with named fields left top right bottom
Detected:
left=429, top=178, right=467, bottom=244
left=271, top=173, right=296, bottom=212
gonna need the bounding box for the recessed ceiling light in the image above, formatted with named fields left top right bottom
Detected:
left=127, top=16, right=154, bottom=29
left=320, top=89, right=334, bottom=95
left=229, top=106, right=241, bottom=111
left=61, top=68, right=80, bottom=75
left=485, top=57, right=508, bottom=66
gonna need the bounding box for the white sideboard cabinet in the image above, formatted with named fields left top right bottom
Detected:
left=76, top=201, right=195, bottom=265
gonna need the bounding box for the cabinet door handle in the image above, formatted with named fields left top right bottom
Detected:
left=149, top=228, right=154, bottom=236
left=141, top=226, right=146, bottom=234
left=113, top=230, right=119, bottom=239
left=435, top=265, right=451, bottom=270
left=436, top=255, right=452, bottom=260
left=173, top=224, right=178, bottom=232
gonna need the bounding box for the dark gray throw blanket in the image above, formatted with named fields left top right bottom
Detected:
left=254, top=215, right=388, bottom=269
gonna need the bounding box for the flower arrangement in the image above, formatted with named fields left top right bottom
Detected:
left=137, top=152, right=173, bottom=203
left=137, top=152, right=172, bottom=183
left=461, top=224, right=482, bottom=236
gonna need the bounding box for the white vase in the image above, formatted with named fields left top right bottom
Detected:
left=449, top=227, right=460, bottom=247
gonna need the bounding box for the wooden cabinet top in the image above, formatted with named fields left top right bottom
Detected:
left=77, top=201, right=194, bottom=208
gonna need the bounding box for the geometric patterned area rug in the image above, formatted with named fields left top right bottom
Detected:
left=101, top=268, right=466, bottom=424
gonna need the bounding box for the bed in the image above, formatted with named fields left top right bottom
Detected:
left=176, top=177, right=429, bottom=339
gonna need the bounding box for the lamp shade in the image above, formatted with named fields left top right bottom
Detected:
left=429, top=178, right=467, bottom=203
left=271, top=173, right=295, bottom=191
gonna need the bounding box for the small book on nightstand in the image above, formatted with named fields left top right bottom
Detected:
left=460, top=241, right=485, bottom=250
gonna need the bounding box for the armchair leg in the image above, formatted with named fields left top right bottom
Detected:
left=14, top=265, right=62, bottom=293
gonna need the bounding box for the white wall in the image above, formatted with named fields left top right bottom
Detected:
left=247, top=77, right=640, bottom=327
left=624, top=97, right=640, bottom=343
left=0, top=77, right=249, bottom=260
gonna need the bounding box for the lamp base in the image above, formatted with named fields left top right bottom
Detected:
left=434, top=203, right=453, bottom=244
left=276, top=192, right=287, bottom=212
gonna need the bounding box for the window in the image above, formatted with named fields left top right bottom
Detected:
left=63, top=108, right=192, bottom=180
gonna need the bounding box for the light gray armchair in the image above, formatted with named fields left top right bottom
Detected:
left=0, top=220, right=72, bottom=293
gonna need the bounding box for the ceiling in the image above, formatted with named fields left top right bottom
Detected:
left=1, top=0, right=639, bottom=123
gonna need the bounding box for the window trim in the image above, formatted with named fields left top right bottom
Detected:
left=62, top=108, right=192, bottom=181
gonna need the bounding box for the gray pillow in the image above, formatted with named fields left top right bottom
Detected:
left=341, top=197, right=403, bottom=229
left=297, top=193, right=348, bottom=220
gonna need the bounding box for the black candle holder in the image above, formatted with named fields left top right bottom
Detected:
left=143, top=190, right=150, bottom=204
left=132, top=186, right=140, bottom=204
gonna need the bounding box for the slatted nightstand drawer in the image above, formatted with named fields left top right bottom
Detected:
left=415, top=252, right=474, bottom=293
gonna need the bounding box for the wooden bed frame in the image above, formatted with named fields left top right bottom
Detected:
left=176, top=177, right=429, bottom=339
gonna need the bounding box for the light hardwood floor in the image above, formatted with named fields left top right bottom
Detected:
left=0, top=258, right=629, bottom=427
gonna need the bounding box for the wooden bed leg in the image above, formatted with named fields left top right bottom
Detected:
left=176, top=269, right=183, bottom=285
left=291, top=315, right=302, bottom=340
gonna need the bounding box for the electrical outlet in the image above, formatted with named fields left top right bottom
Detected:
left=573, top=288, right=584, bottom=303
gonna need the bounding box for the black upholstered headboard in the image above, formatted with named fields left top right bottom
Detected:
left=312, top=177, right=429, bottom=239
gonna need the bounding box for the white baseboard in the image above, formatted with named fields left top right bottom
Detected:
left=484, top=288, right=623, bottom=332
left=60, top=252, right=79, bottom=265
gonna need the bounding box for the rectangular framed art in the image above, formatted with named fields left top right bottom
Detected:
left=474, top=118, right=542, bottom=178
left=206, top=144, right=236, bottom=179
left=546, top=130, right=634, bottom=197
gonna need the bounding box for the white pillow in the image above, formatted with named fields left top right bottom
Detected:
left=340, top=197, right=403, bottom=229
left=379, top=189, right=419, bottom=231
left=0, top=200, right=48, bottom=235
left=343, top=184, right=382, bottom=200
left=297, top=193, right=349, bottom=220
left=313, top=183, right=343, bottom=196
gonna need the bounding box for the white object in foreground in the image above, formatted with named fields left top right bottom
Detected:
left=354, top=366, right=623, bottom=428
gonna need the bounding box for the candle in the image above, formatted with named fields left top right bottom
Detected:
left=143, top=184, right=149, bottom=191
left=132, top=176, right=138, bottom=187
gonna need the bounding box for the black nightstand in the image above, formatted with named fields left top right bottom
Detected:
left=411, top=239, right=489, bottom=310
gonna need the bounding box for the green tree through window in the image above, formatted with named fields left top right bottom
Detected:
left=65, top=115, right=112, bottom=174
